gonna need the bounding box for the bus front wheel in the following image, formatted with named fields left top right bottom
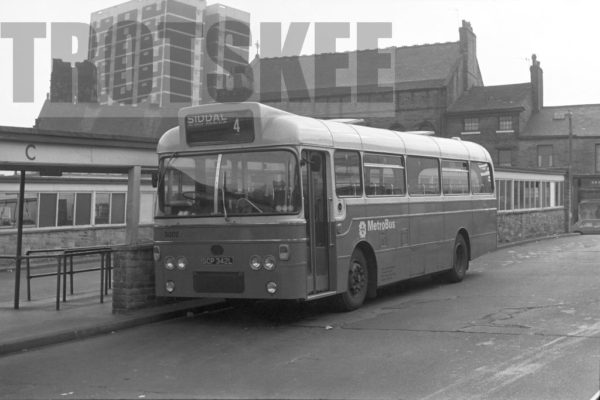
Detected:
left=335, top=250, right=368, bottom=311
left=443, top=234, right=469, bottom=283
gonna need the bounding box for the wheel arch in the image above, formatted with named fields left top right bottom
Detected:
left=355, top=241, right=378, bottom=298
left=457, top=228, right=471, bottom=261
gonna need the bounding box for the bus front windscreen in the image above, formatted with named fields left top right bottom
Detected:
left=157, top=151, right=301, bottom=217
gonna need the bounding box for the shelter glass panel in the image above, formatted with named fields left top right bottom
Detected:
left=95, top=193, right=110, bottom=225
left=75, top=193, right=92, bottom=226
left=57, top=193, right=75, bottom=226
left=39, top=193, right=57, bottom=227
left=111, top=193, right=126, bottom=224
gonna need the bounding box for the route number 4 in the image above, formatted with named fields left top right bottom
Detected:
left=233, top=118, right=240, bottom=133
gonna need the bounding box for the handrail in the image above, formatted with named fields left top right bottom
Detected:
left=5, top=246, right=116, bottom=310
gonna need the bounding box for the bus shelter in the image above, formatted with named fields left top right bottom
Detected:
left=0, top=125, right=158, bottom=308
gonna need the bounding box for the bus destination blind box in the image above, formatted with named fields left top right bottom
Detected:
left=185, top=109, right=255, bottom=145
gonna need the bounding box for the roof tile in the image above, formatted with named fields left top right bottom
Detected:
left=447, top=83, right=531, bottom=113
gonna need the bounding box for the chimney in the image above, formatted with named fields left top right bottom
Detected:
left=530, top=54, right=543, bottom=112
left=459, top=20, right=478, bottom=91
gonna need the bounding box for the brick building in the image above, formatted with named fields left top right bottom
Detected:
left=445, top=54, right=600, bottom=232
left=251, top=20, right=483, bottom=134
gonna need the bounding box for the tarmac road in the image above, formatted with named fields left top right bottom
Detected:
left=1, top=235, right=599, bottom=399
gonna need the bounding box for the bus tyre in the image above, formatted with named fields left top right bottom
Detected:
left=444, top=235, right=469, bottom=283
left=335, top=250, right=368, bottom=312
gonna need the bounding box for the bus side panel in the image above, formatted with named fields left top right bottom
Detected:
left=469, top=198, right=498, bottom=259
left=438, top=197, right=474, bottom=273
left=365, top=202, right=411, bottom=285
left=334, top=201, right=365, bottom=293
left=408, top=200, right=445, bottom=277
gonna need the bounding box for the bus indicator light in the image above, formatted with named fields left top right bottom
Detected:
left=264, top=255, right=276, bottom=271
left=165, top=256, right=176, bottom=271
left=166, top=281, right=175, bottom=293
left=176, top=257, right=188, bottom=270
left=266, top=282, right=278, bottom=294
left=249, top=255, right=262, bottom=270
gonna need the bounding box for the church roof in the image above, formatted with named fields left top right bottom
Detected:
left=252, top=42, right=463, bottom=99
left=447, top=83, right=532, bottom=113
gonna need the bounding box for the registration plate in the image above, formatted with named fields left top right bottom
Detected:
left=199, top=256, right=233, bottom=265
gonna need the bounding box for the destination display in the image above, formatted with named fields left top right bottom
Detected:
left=185, top=109, right=255, bottom=144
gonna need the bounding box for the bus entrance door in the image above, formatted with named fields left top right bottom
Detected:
left=302, top=150, right=331, bottom=295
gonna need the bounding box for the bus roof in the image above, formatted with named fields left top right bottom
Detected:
left=158, top=102, right=492, bottom=163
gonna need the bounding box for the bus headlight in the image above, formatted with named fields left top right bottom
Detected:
left=176, top=256, right=187, bottom=270
left=164, top=256, right=175, bottom=270
left=266, top=281, right=278, bottom=294
left=153, top=245, right=161, bottom=261
left=249, top=255, right=262, bottom=270
left=263, top=255, right=276, bottom=271
left=166, top=280, right=175, bottom=293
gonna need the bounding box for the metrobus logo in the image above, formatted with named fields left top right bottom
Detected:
left=359, top=219, right=396, bottom=238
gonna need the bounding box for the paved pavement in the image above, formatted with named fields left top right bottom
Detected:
left=0, top=265, right=222, bottom=356
left=0, top=233, right=584, bottom=358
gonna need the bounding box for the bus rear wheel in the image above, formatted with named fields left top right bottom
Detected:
left=334, top=250, right=368, bottom=311
left=443, top=234, right=469, bottom=283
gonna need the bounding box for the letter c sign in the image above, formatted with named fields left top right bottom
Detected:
left=25, top=144, right=36, bottom=160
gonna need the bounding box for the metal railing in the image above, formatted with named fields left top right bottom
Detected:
left=4, top=246, right=114, bottom=310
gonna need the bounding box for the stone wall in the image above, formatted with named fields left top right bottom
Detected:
left=112, top=243, right=159, bottom=313
left=497, top=209, right=565, bottom=244
left=0, top=225, right=153, bottom=267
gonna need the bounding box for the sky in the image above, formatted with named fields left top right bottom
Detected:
left=0, top=0, right=599, bottom=127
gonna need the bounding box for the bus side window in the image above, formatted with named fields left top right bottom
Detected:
left=470, top=162, right=494, bottom=194
left=441, top=160, right=469, bottom=195
left=407, top=156, right=440, bottom=196
left=334, top=151, right=362, bottom=197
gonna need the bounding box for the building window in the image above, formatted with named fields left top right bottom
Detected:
left=75, top=193, right=92, bottom=225
left=537, top=145, right=553, bottom=168
left=463, top=118, right=479, bottom=133
left=498, top=150, right=512, bottom=167
left=95, top=193, right=126, bottom=225
left=57, top=193, right=75, bottom=226
left=39, top=193, right=58, bottom=227
left=498, top=115, right=514, bottom=131
left=0, top=193, right=37, bottom=228
left=0, top=191, right=126, bottom=229
left=497, top=178, right=564, bottom=212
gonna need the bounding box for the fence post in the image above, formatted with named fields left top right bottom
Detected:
left=62, top=254, right=67, bottom=302
left=69, top=254, right=74, bottom=295
left=26, top=253, right=31, bottom=301
left=13, top=170, right=26, bottom=310
left=100, top=252, right=105, bottom=304
left=56, top=255, right=62, bottom=311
